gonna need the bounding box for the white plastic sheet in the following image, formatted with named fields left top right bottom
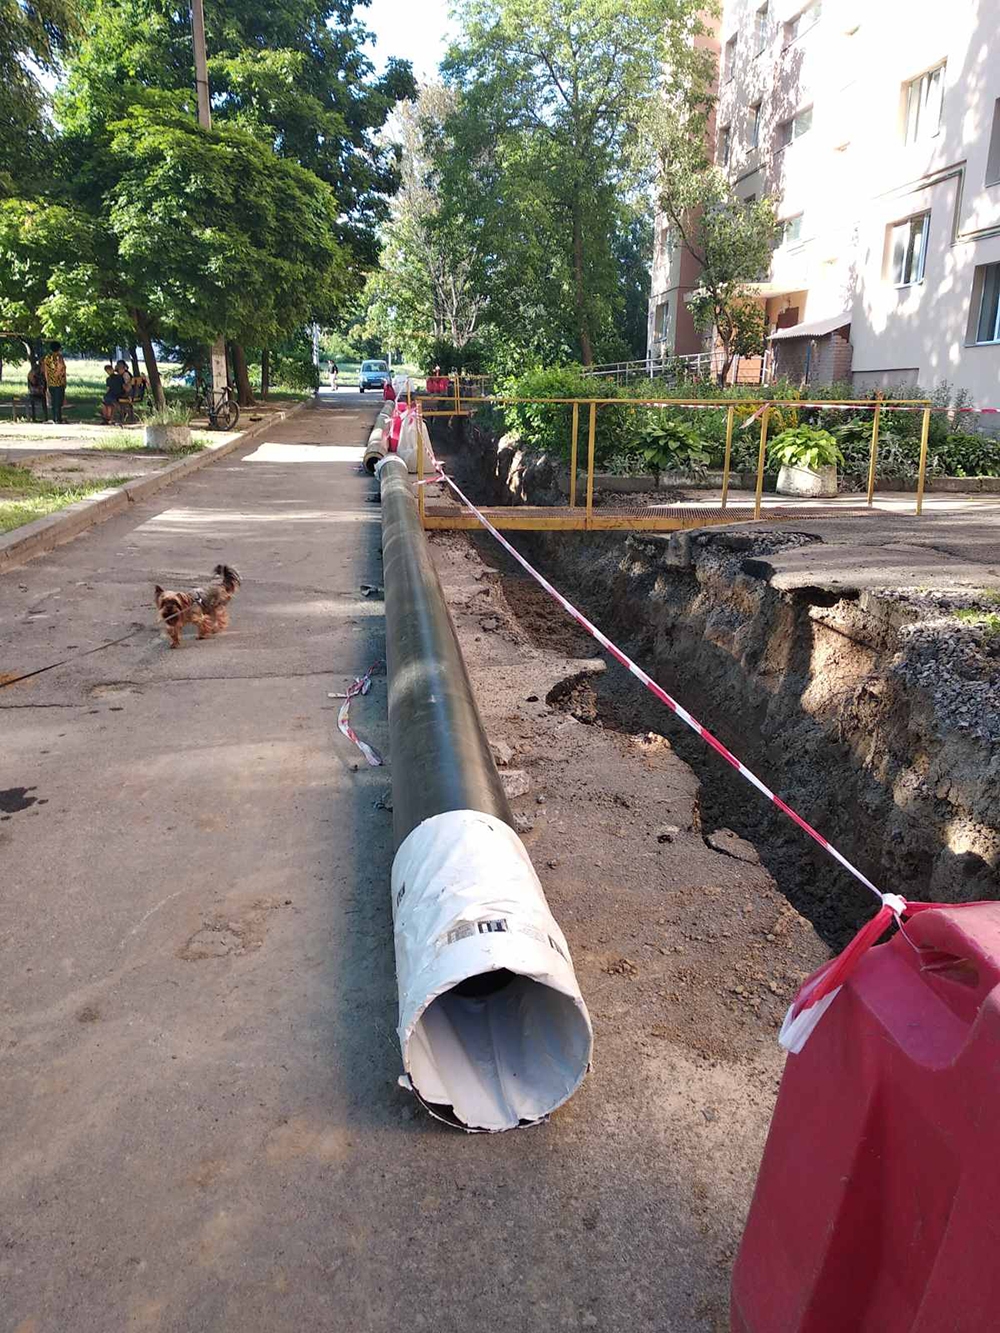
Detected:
left=391, top=809, right=593, bottom=1131
left=396, top=408, right=435, bottom=474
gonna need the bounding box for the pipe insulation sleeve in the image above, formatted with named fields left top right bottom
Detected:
left=391, top=809, right=593, bottom=1132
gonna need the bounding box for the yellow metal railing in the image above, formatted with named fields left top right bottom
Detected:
left=416, top=395, right=938, bottom=525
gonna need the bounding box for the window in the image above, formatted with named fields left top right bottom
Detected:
left=776, top=214, right=803, bottom=247
left=724, top=34, right=737, bottom=81
left=755, top=3, right=769, bottom=53
left=986, top=99, right=1000, bottom=185
left=889, top=213, right=929, bottom=286
left=784, top=1, right=821, bottom=44
left=655, top=300, right=671, bottom=339
left=778, top=106, right=813, bottom=147
left=749, top=101, right=762, bottom=148
left=904, top=65, right=944, bottom=146
left=719, top=125, right=732, bottom=166
left=973, top=264, right=1000, bottom=343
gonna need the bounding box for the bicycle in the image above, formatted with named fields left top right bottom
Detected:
left=194, top=378, right=241, bottom=430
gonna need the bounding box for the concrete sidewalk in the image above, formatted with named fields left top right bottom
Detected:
left=1, top=395, right=404, bottom=1330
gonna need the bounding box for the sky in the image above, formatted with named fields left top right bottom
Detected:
left=362, top=0, right=453, bottom=84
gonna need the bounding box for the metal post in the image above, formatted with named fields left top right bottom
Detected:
left=569, top=402, right=579, bottom=508
left=721, top=404, right=735, bottom=510
left=585, top=400, right=597, bottom=528
left=456, top=376, right=461, bottom=416
left=916, top=406, right=931, bottom=515
left=754, top=405, right=771, bottom=521
left=191, top=0, right=212, bottom=129
left=417, top=403, right=425, bottom=526
left=866, top=393, right=882, bottom=507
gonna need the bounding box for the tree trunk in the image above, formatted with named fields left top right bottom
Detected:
left=130, top=344, right=140, bottom=377
left=571, top=203, right=594, bottom=367
left=229, top=342, right=255, bottom=406
left=261, top=348, right=270, bottom=400
left=132, top=309, right=165, bottom=408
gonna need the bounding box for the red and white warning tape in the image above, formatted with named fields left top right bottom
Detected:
left=424, top=463, right=975, bottom=1051
left=329, top=662, right=383, bottom=767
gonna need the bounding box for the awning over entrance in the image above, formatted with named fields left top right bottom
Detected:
left=769, top=312, right=851, bottom=341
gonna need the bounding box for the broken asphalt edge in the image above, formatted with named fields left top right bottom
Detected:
left=0, top=399, right=311, bottom=574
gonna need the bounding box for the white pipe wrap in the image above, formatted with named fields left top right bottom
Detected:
left=391, top=809, right=593, bottom=1132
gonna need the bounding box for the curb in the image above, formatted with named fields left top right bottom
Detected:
left=0, top=400, right=310, bottom=573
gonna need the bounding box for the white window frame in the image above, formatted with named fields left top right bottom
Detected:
left=724, top=34, right=737, bottom=81
left=749, top=101, right=762, bottom=148
left=784, top=1, right=821, bottom=45
left=755, top=3, right=769, bottom=54
left=655, top=299, right=671, bottom=340
left=986, top=99, right=1000, bottom=186
left=974, top=263, right=1000, bottom=344
left=889, top=212, right=930, bottom=287
left=776, top=214, right=803, bottom=247
left=719, top=125, right=732, bottom=166
left=778, top=106, right=812, bottom=148
left=904, top=64, right=945, bottom=147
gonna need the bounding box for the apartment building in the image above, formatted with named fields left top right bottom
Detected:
left=648, top=0, right=1000, bottom=405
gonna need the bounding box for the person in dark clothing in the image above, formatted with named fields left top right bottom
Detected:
left=101, top=364, right=127, bottom=423
left=27, top=364, right=48, bottom=422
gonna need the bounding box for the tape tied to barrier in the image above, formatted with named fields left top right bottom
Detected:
left=426, top=461, right=967, bottom=1052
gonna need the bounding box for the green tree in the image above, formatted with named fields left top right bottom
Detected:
left=59, top=0, right=414, bottom=400
left=659, top=160, right=776, bottom=384
left=0, top=0, right=78, bottom=194
left=3, top=101, right=348, bottom=405
left=356, top=85, right=487, bottom=359
left=443, top=0, right=713, bottom=364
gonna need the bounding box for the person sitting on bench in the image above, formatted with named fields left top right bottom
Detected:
left=27, top=364, right=48, bottom=422
left=101, top=363, right=126, bottom=423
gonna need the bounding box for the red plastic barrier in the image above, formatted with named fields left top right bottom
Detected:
left=732, top=902, right=1000, bottom=1332
left=387, top=403, right=406, bottom=451
left=383, top=380, right=397, bottom=401
left=425, top=376, right=452, bottom=395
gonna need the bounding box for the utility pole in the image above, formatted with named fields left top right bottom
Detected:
left=191, top=0, right=228, bottom=398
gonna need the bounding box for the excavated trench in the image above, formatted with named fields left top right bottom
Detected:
left=429, top=419, right=1000, bottom=950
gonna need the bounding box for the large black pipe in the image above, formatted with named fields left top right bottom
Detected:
left=379, top=454, right=511, bottom=847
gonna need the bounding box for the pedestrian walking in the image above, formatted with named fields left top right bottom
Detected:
left=27, top=362, right=48, bottom=422
left=329, top=363, right=339, bottom=392
left=42, top=342, right=67, bottom=423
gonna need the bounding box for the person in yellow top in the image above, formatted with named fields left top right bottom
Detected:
left=42, top=342, right=67, bottom=423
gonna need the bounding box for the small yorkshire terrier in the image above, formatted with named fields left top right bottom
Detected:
left=154, top=564, right=241, bottom=648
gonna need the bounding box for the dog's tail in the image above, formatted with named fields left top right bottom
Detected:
left=213, top=564, right=241, bottom=594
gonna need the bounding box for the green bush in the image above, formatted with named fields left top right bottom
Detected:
left=932, top=433, right=1000, bottom=477
left=768, top=425, right=843, bottom=471
left=496, top=364, right=624, bottom=465
left=639, top=417, right=712, bottom=475
left=272, top=355, right=320, bottom=392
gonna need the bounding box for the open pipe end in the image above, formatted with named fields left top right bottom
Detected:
left=405, top=969, right=592, bottom=1132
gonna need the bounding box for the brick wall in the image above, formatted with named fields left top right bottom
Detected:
left=772, top=328, right=853, bottom=386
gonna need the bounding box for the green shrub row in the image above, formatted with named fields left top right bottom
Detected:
left=488, top=366, right=1000, bottom=478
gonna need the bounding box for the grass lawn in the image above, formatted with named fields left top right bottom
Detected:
left=0, top=461, right=135, bottom=534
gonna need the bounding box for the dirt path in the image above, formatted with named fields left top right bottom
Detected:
left=2, top=402, right=827, bottom=1332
